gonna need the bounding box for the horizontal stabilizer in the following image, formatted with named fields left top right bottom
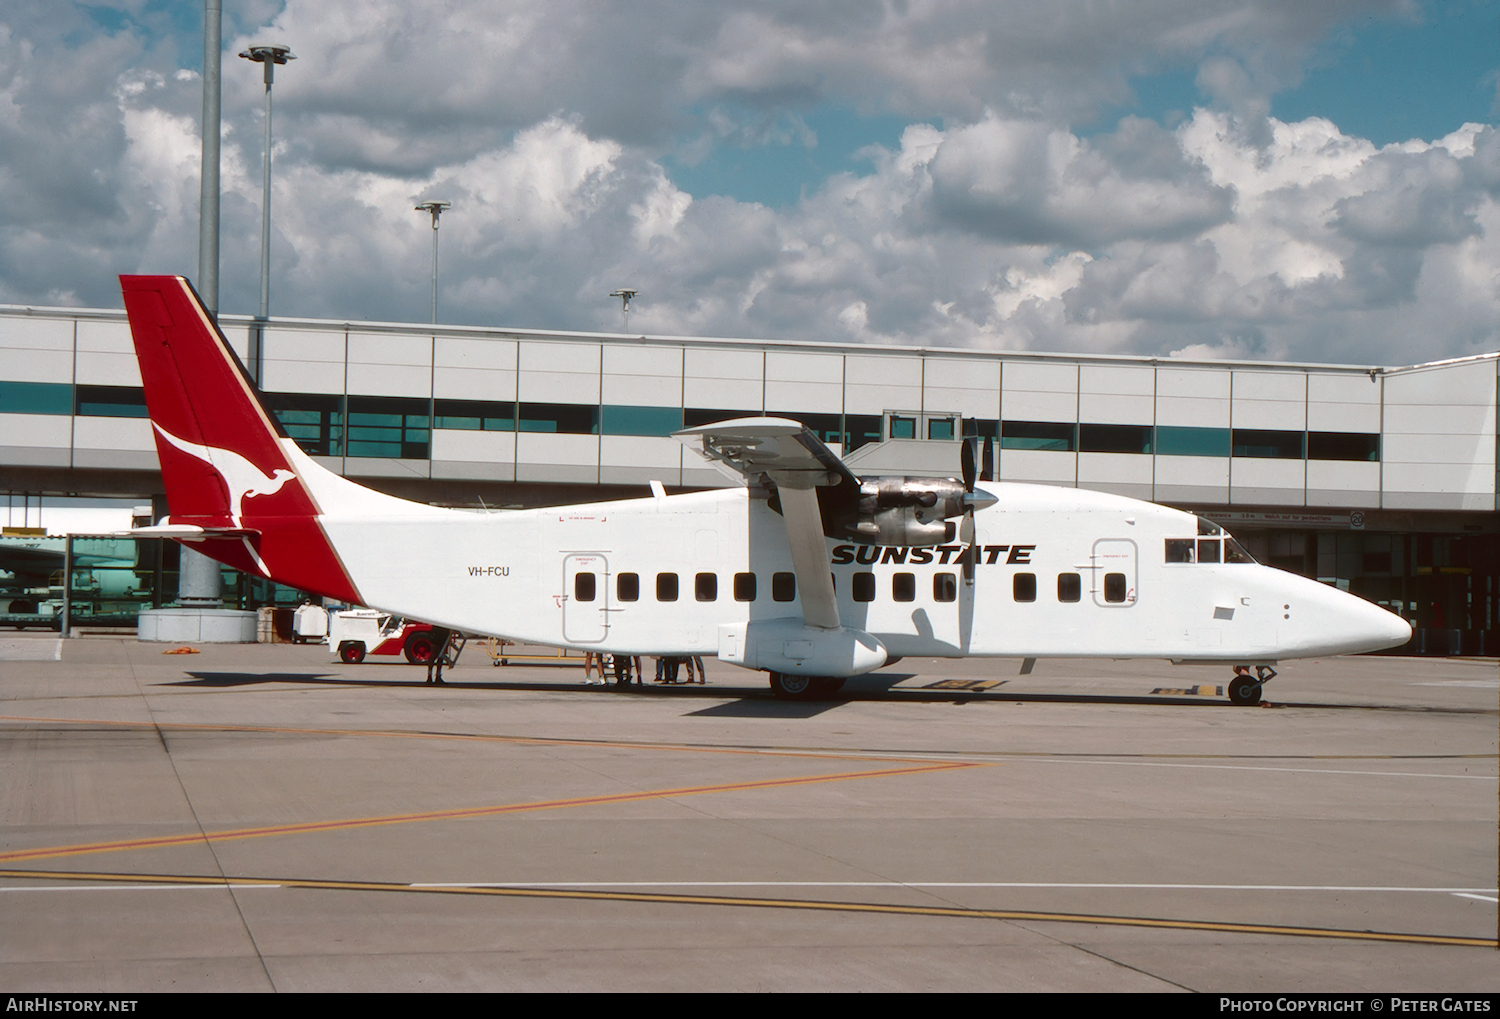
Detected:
left=121, top=524, right=261, bottom=540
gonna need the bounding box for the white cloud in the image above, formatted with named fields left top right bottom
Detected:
left=0, top=0, right=1495, bottom=372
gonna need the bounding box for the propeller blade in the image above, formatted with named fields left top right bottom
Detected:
left=960, top=509, right=976, bottom=584
left=980, top=435, right=994, bottom=482
left=961, top=436, right=977, bottom=492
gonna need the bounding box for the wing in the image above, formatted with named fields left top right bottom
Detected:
left=676, top=417, right=856, bottom=631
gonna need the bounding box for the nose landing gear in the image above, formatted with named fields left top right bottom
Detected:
left=1228, top=664, right=1277, bottom=706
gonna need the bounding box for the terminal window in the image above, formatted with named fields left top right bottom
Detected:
left=346, top=396, right=429, bottom=459
left=1001, top=421, right=1076, bottom=452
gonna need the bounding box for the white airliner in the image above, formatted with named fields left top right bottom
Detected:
left=119, top=275, right=1412, bottom=704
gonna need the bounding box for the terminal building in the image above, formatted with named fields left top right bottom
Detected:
left=1, top=301, right=1496, bottom=653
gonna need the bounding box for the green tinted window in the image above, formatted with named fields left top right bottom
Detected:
left=74, top=385, right=147, bottom=418
left=601, top=405, right=682, bottom=436
left=1001, top=421, right=1075, bottom=452
left=1155, top=426, right=1230, bottom=457
left=0, top=381, right=72, bottom=416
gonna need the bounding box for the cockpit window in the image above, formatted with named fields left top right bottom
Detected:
left=1197, top=518, right=1223, bottom=536
left=1224, top=538, right=1256, bottom=563
left=1166, top=536, right=1256, bottom=564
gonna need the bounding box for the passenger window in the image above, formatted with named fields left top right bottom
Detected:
left=772, top=572, right=796, bottom=601
left=1104, top=572, right=1127, bottom=603
left=695, top=572, right=717, bottom=602
left=574, top=573, right=596, bottom=602
left=933, top=573, right=957, bottom=603
left=617, top=572, right=638, bottom=602
left=1057, top=573, right=1081, bottom=602
left=1197, top=539, right=1221, bottom=564
left=892, top=572, right=915, bottom=602
left=1165, top=539, right=1194, bottom=563
left=1013, top=573, right=1036, bottom=602
left=733, top=572, right=756, bottom=602
left=656, top=573, right=679, bottom=602
left=852, top=572, right=875, bottom=602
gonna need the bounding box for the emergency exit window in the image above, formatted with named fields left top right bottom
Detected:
left=574, top=573, right=596, bottom=602
left=1104, top=573, right=1127, bottom=603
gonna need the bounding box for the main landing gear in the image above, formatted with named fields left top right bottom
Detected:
left=423, top=629, right=463, bottom=685
left=768, top=672, right=846, bottom=700
left=1228, top=664, right=1277, bottom=706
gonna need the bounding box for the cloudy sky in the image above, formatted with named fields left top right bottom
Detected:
left=2, top=1, right=1499, bottom=366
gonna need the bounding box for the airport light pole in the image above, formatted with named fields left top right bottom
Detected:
left=198, top=0, right=221, bottom=318
left=239, top=43, right=295, bottom=338
left=415, top=201, right=451, bottom=324
left=609, top=288, right=638, bottom=333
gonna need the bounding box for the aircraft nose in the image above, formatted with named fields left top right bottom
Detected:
left=1382, top=610, right=1413, bottom=647
left=1357, top=598, right=1411, bottom=652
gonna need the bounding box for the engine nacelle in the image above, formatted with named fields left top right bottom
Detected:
left=844, top=477, right=967, bottom=546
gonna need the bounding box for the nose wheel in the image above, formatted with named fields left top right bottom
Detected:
left=1228, top=665, right=1276, bottom=706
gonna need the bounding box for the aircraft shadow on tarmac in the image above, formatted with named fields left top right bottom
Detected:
left=167, top=669, right=1238, bottom=709
left=161, top=670, right=1488, bottom=714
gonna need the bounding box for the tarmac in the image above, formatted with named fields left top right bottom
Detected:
left=0, top=634, right=1496, bottom=992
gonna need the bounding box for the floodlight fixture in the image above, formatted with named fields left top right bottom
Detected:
left=239, top=43, right=295, bottom=323
left=610, top=288, right=638, bottom=333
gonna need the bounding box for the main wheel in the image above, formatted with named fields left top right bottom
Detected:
left=338, top=641, right=366, bottom=664
left=404, top=632, right=439, bottom=665
left=769, top=672, right=814, bottom=699
left=1228, top=675, right=1262, bottom=706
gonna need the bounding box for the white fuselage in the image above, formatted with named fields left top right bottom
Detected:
left=304, top=458, right=1409, bottom=673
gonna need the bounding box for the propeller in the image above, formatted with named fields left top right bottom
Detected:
left=960, top=437, right=978, bottom=584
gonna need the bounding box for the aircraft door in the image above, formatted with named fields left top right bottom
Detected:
left=1091, top=539, right=1138, bottom=607
left=562, top=553, right=609, bottom=643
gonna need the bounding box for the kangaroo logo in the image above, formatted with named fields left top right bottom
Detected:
left=152, top=423, right=297, bottom=525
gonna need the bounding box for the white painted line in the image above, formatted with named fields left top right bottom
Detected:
left=1451, top=892, right=1499, bottom=903
left=409, top=880, right=1499, bottom=893
left=831, top=751, right=1497, bottom=781
left=0, top=639, right=62, bottom=662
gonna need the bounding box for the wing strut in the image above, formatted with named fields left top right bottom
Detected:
left=767, top=474, right=840, bottom=630
left=675, top=416, right=850, bottom=632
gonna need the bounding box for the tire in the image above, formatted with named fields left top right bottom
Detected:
left=338, top=641, right=366, bottom=664
left=1228, top=675, right=1262, bottom=706
left=769, top=672, right=814, bottom=699
left=404, top=632, right=439, bottom=665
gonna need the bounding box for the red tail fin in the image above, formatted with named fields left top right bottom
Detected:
left=120, top=275, right=360, bottom=603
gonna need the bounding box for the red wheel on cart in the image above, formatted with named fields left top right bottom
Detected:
left=404, top=632, right=439, bottom=664
left=338, top=641, right=366, bottom=664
